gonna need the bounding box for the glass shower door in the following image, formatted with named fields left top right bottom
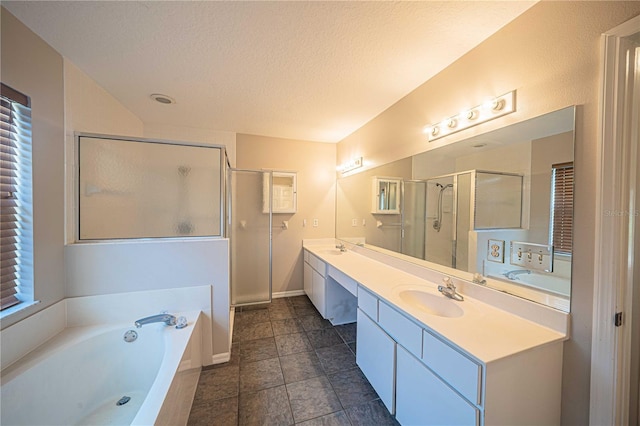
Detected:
left=402, top=180, right=426, bottom=259
left=228, top=169, right=271, bottom=306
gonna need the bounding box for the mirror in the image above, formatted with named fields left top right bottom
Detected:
left=336, top=106, right=575, bottom=311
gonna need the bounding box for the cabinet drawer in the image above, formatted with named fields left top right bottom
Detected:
left=303, top=250, right=309, bottom=263
left=327, top=266, right=357, bottom=296
left=357, top=286, right=378, bottom=321
left=378, top=301, right=422, bottom=357
left=423, top=330, right=482, bottom=405
left=308, top=253, right=326, bottom=277
left=396, top=345, right=479, bottom=426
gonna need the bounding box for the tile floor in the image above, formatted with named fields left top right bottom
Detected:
left=187, top=295, right=399, bottom=426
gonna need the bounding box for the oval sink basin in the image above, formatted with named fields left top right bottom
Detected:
left=397, top=289, right=464, bottom=318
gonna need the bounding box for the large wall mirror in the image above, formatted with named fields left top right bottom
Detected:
left=336, top=106, right=575, bottom=312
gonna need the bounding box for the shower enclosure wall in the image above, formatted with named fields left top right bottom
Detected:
left=422, top=170, right=523, bottom=271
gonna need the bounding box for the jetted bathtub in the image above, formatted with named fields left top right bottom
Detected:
left=1, top=311, right=202, bottom=426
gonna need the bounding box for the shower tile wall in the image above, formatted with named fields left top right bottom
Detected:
left=188, top=296, right=398, bottom=426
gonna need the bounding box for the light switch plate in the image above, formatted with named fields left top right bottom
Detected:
left=510, top=241, right=554, bottom=272
left=487, top=239, right=505, bottom=263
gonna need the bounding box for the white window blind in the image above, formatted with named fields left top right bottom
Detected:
left=551, top=162, right=573, bottom=255
left=1, top=83, right=33, bottom=311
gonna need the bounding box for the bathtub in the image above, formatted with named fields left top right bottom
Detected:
left=1, top=311, right=202, bottom=426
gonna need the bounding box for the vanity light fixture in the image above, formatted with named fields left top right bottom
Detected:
left=425, top=90, right=516, bottom=142
left=337, top=156, right=363, bottom=174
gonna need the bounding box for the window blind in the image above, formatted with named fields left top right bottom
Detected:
left=551, top=162, right=573, bottom=255
left=1, top=83, right=32, bottom=311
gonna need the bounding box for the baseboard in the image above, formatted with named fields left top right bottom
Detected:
left=210, top=352, right=231, bottom=365
left=272, top=289, right=306, bottom=298
left=229, top=307, right=235, bottom=348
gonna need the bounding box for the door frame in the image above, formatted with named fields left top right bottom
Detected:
left=590, top=14, right=640, bottom=426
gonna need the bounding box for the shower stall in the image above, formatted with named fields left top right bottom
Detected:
left=228, top=169, right=272, bottom=306
left=424, top=170, right=523, bottom=271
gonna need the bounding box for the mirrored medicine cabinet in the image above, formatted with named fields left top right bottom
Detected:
left=263, top=171, right=297, bottom=214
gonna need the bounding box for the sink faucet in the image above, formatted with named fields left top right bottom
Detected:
left=503, top=269, right=532, bottom=280
left=335, top=243, right=347, bottom=252
left=438, top=277, right=464, bottom=301
left=135, top=313, right=177, bottom=328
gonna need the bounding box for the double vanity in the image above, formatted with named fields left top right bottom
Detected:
left=303, top=240, right=568, bottom=426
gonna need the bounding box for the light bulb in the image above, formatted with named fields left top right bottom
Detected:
left=491, top=99, right=505, bottom=111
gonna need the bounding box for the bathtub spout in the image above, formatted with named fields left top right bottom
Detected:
left=135, top=314, right=177, bottom=328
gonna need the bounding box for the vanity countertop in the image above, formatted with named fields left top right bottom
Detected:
left=304, top=244, right=567, bottom=364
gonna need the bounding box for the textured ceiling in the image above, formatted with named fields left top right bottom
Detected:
left=3, top=1, right=536, bottom=143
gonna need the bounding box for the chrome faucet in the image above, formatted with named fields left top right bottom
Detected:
left=438, top=277, right=464, bottom=301
left=503, top=269, right=532, bottom=280
left=335, top=243, right=347, bottom=252
left=135, top=313, right=177, bottom=328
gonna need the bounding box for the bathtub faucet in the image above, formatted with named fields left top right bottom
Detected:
left=503, top=269, right=532, bottom=280
left=134, top=313, right=177, bottom=328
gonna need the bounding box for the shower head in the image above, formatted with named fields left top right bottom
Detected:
left=435, top=183, right=453, bottom=189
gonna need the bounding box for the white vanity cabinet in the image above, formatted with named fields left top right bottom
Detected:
left=357, top=286, right=481, bottom=425
left=356, top=308, right=396, bottom=414
left=303, top=251, right=326, bottom=316
left=303, top=250, right=358, bottom=325
left=355, top=283, right=561, bottom=426
left=396, top=345, right=479, bottom=425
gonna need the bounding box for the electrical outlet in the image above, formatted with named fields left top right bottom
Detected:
left=313, top=218, right=319, bottom=227
left=303, top=219, right=307, bottom=227
left=352, top=219, right=357, bottom=227
left=487, top=239, right=505, bottom=263
left=362, top=219, right=366, bottom=226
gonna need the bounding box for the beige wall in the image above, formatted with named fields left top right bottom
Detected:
left=236, top=134, right=336, bottom=294
left=336, top=2, right=640, bottom=424
left=144, top=123, right=236, bottom=167
left=1, top=9, right=66, bottom=327
left=64, top=59, right=145, bottom=243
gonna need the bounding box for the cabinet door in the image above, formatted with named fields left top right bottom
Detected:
left=396, top=345, right=479, bottom=426
left=356, top=309, right=396, bottom=414
left=303, top=262, right=313, bottom=299
left=311, top=268, right=326, bottom=317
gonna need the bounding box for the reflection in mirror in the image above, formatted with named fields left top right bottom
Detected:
left=336, top=106, right=575, bottom=311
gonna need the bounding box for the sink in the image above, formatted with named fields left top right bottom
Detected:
left=319, top=248, right=344, bottom=256
left=397, top=289, right=464, bottom=318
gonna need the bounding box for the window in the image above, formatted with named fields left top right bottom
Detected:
left=1, top=83, right=33, bottom=312
left=550, top=162, right=573, bottom=255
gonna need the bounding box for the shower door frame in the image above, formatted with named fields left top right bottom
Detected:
left=74, top=132, right=227, bottom=242
left=227, top=168, right=272, bottom=307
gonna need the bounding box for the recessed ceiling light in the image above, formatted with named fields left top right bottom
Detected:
left=150, top=94, right=175, bottom=104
